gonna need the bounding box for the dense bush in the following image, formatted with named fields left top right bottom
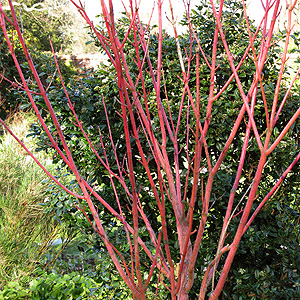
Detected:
left=23, top=1, right=300, bottom=298
left=0, top=272, right=99, bottom=300
left=0, top=0, right=77, bottom=120
left=1, top=0, right=300, bottom=298
left=0, top=38, right=76, bottom=120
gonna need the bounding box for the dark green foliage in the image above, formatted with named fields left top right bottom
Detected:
left=23, top=0, right=300, bottom=297
left=225, top=194, right=300, bottom=299
left=0, top=37, right=76, bottom=120
left=0, top=1, right=76, bottom=120
left=0, top=30, right=24, bottom=119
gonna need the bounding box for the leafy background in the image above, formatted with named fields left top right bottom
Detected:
left=0, top=0, right=300, bottom=299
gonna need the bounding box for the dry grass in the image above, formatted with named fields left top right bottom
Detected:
left=0, top=112, right=60, bottom=287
